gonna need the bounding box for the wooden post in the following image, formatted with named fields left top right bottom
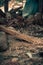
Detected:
left=4, top=0, right=9, bottom=12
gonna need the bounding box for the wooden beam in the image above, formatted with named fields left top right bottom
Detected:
left=0, top=26, right=42, bottom=44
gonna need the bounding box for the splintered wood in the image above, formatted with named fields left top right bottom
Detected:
left=0, top=26, right=43, bottom=44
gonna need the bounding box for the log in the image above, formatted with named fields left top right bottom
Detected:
left=0, top=26, right=42, bottom=44
left=0, top=26, right=33, bottom=43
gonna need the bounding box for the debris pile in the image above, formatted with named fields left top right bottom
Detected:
left=0, top=4, right=43, bottom=65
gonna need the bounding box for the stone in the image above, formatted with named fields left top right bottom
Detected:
left=12, top=58, right=18, bottom=62
left=6, top=12, right=12, bottom=20
left=26, top=15, right=34, bottom=25
left=34, top=13, right=42, bottom=20
left=26, top=52, right=32, bottom=58
left=0, top=31, right=9, bottom=52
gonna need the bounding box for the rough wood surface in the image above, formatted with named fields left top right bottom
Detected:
left=0, top=26, right=43, bottom=44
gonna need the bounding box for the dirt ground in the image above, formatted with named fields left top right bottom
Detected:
left=0, top=28, right=43, bottom=65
